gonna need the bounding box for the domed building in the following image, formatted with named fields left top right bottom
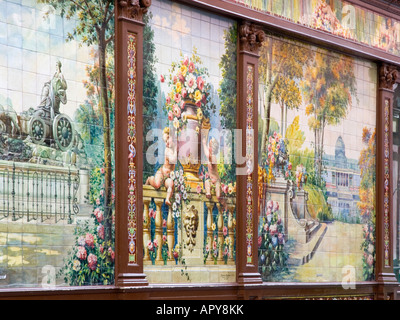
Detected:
left=323, top=136, right=361, bottom=223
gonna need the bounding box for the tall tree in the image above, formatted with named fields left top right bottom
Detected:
left=38, top=0, right=115, bottom=242
left=218, top=23, right=237, bottom=183
left=258, top=36, right=311, bottom=158
left=142, top=12, right=159, bottom=182
left=302, top=49, right=357, bottom=180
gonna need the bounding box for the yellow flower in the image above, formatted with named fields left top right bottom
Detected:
left=194, top=90, right=202, bottom=103
left=212, top=223, right=216, bottom=231
left=181, top=65, right=188, bottom=77
left=197, top=108, right=203, bottom=120
left=175, top=81, right=182, bottom=93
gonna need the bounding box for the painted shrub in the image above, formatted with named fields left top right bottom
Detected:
left=258, top=33, right=377, bottom=282
left=142, top=0, right=237, bottom=283
left=0, top=0, right=115, bottom=287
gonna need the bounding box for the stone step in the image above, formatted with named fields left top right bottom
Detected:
left=287, top=222, right=328, bottom=266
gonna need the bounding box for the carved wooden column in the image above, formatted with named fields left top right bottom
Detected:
left=236, top=22, right=264, bottom=287
left=376, top=63, right=399, bottom=300
left=115, top=0, right=151, bottom=287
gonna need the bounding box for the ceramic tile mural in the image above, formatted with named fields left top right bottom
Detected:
left=257, top=34, right=377, bottom=282
left=0, top=0, right=115, bottom=287
left=142, top=0, right=238, bottom=283
left=229, top=0, right=400, bottom=56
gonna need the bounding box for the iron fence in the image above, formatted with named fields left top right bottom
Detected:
left=0, top=163, right=79, bottom=223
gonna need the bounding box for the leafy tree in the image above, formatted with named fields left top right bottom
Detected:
left=37, top=0, right=115, bottom=242
left=358, top=127, right=376, bottom=280
left=259, top=36, right=311, bottom=158
left=302, top=49, right=357, bottom=179
left=142, top=12, right=159, bottom=182
left=218, top=24, right=237, bottom=183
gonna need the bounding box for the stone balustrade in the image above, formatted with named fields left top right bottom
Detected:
left=143, top=185, right=236, bottom=267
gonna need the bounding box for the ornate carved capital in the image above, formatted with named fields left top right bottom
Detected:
left=118, top=0, right=151, bottom=21
left=379, top=63, right=398, bottom=90
left=239, top=22, right=265, bottom=55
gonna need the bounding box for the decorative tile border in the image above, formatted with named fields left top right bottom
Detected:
left=384, top=98, right=390, bottom=267
left=127, top=33, right=138, bottom=264
left=246, top=64, right=254, bottom=265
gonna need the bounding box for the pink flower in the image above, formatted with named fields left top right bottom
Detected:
left=181, top=88, right=187, bottom=99
left=173, top=105, right=181, bottom=118
left=223, top=226, right=228, bottom=236
left=188, top=61, right=195, bottom=73
left=147, top=240, right=154, bottom=251
left=100, top=168, right=105, bottom=174
left=187, top=77, right=195, bottom=89
left=197, top=76, right=204, bottom=91
left=163, top=235, right=167, bottom=242
left=258, top=235, right=262, bottom=248
left=174, top=93, right=181, bottom=103
left=87, top=253, right=97, bottom=271
left=99, top=245, right=104, bottom=254
left=288, top=162, right=292, bottom=170
left=173, top=76, right=178, bottom=84
left=108, top=247, right=115, bottom=261
left=97, top=224, right=105, bottom=240
left=180, top=101, right=186, bottom=110
left=153, top=239, right=158, bottom=248
left=160, top=74, right=165, bottom=83
left=94, top=209, right=103, bottom=223
left=173, top=250, right=179, bottom=259
left=178, top=73, right=185, bottom=83
left=267, top=200, right=273, bottom=209
left=77, top=246, right=87, bottom=260
left=270, top=224, right=278, bottom=236
left=85, top=233, right=95, bottom=248
left=162, top=219, right=167, bottom=228
left=149, top=208, right=156, bottom=219
left=196, top=184, right=202, bottom=194
left=223, top=184, right=229, bottom=194
left=182, top=55, right=189, bottom=66
left=367, top=254, right=374, bottom=266
left=166, top=96, right=171, bottom=104
left=168, top=111, right=174, bottom=121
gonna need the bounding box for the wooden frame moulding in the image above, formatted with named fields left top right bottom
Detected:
left=114, top=0, right=150, bottom=287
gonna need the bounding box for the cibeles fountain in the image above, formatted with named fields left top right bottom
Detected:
left=0, top=61, right=90, bottom=224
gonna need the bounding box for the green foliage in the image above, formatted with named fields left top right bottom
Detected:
left=59, top=166, right=115, bottom=286
left=258, top=200, right=289, bottom=281
left=218, top=23, right=237, bottom=184
left=143, top=12, right=159, bottom=182
left=37, top=0, right=114, bottom=47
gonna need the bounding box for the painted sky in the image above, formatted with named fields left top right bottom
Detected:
left=0, top=0, right=95, bottom=119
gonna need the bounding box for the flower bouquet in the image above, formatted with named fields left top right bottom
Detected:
left=258, top=200, right=288, bottom=280
left=160, top=50, right=215, bottom=136
left=262, top=131, right=292, bottom=183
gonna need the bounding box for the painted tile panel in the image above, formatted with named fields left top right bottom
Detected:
left=0, top=1, right=115, bottom=287
left=142, top=0, right=238, bottom=283
left=228, top=0, right=400, bottom=56
left=257, top=33, right=377, bottom=282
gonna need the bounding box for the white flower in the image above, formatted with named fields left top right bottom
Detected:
left=183, top=191, right=187, bottom=200
left=175, top=193, right=181, bottom=203
left=172, top=202, right=177, bottom=211
left=170, top=171, right=175, bottom=180
left=180, top=185, right=185, bottom=193
left=185, top=73, right=197, bottom=93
